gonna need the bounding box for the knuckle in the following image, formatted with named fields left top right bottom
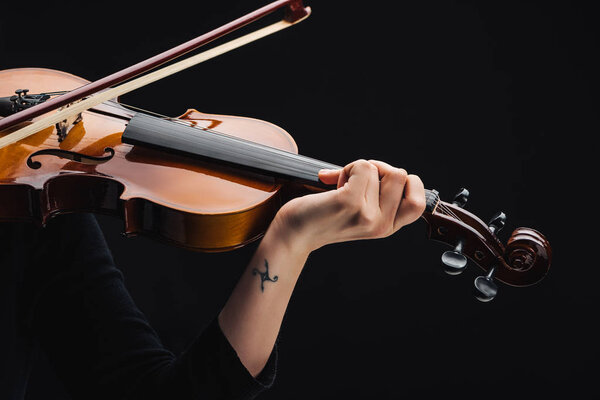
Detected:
left=353, top=159, right=376, bottom=174
left=408, top=173, right=423, bottom=186
left=410, top=193, right=426, bottom=211
left=407, top=194, right=427, bottom=217
left=394, top=168, right=408, bottom=184
left=414, top=196, right=427, bottom=217
left=353, top=159, right=369, bottom=167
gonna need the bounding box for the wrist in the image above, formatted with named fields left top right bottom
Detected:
left=267, top=212, right=314, bottom=260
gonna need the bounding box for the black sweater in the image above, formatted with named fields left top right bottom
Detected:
left=0, top=213, right=276, bottom=399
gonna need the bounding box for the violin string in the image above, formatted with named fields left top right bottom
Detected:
left=106, top=99, right=171, bottom=120
left=436, top=202, right=458, bottom=218
left=437, top=203, right=463, bottom=222
left=428, top=196, right=459, bottom=220
left=32, top=97, right=335, bottom=183
left=38, top=96, right=465, bottom=220
left=101, top=99, right=342, bottom=174
left=44, top=102, right=460, bottom=219
left=37, top=95, right=335, bottom=177
left=426, top=197, right=463, bottom=221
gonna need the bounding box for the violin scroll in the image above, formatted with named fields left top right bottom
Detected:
left=504, top=227, right=552, bottom=275
left=421, top=188, right=551, bottom=301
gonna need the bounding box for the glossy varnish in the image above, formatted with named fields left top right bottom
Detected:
left=0, top=68, right=299, bottom=251
left=0, top=68, right=552, bottom=289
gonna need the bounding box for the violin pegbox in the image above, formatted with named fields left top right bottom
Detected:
left=421, top=188, right=552, bottom=302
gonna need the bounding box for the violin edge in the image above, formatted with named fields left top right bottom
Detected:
left=0, top=175, right=284, bottom=253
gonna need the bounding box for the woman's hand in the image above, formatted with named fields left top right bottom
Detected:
left=220, top=159, right=425, bottom=377
left=273, top=159, right=426, bottom=254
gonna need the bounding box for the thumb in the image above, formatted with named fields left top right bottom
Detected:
left=318, top=168, right=342, bottom=185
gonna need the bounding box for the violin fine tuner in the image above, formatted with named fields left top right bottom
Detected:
left=421, top=187, right=552, bottom=302
left=0, top=88, right=78, bottom=141
left=0, top=88, right=50, bottom=117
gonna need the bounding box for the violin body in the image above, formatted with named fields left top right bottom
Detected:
left=0, top=66, right=552, bottom=299
left=0, top=67, right=301, bottom=251
left=0, top=0, right=553, bottom=302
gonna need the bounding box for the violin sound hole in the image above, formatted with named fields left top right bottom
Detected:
left=27, top=148, right=115, bottom=169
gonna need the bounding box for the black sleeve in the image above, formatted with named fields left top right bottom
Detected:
left=24, top=213, right=276, bottom=400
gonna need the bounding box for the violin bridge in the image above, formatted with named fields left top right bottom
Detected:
left=55, top=100, right=83, bottom=142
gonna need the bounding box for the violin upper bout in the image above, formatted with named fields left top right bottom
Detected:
left=176, top=108, right=205, bottom=120
left=175, top=109, right=223, bottom=131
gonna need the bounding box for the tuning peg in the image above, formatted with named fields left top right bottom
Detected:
left=452, top=188, right=469, bottom=208
left=441, top=240, right=468, bottom=275
left=488, top=211, right=506, bottom=234
left=474, top=266, right=498, bottom=302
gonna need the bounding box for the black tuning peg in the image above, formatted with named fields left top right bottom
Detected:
left=452, top=188, right=469, bottom=208
left=474, top=266, right=498, bottom=302
left=441, top=240, right=468, bottom=275
left=488, top=212, right=506, bottom=234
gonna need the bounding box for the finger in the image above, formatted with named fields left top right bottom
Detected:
left=346, top=160, right=380, bottom=207
left=368, top=160, right=408, bottom=222
left=318, top=168, right=342, bottom=186
left=338, top=160, right=378, bottom=200
left=393, top=174, right=426, bottom=231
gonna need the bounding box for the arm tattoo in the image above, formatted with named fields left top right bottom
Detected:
left=252, top=259, right=278, bottom=292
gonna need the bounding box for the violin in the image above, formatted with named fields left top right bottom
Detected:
left=0, top=0, right=551, bottom=302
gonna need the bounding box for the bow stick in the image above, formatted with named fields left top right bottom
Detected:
left=0, top=0, right=310, bottom=149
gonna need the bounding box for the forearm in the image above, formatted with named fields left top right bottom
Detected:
left=218, top=161, right=426, bottom=379
left=218, top=217, right=310, bottom=377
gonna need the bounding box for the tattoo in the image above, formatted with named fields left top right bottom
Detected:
left=252, top=259, right=278, bottom=292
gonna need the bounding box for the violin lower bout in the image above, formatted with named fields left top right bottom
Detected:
left=0, top=173, right=283, bottom=252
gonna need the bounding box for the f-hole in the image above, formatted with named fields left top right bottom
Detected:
left=26, top=147, right=115, bottom=169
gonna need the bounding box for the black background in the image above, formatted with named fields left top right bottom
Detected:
left=1, top=0, right=597, bottom=398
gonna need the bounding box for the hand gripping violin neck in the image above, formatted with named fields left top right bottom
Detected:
left=0, top=1, right=551, bottom=302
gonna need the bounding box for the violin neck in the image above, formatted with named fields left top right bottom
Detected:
left=122, top=112, right=439, bottom=207
left=122, top=112, right=341, bottom=188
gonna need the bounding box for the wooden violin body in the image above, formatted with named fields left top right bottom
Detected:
left=0, top=66, right=552, bottom=300
left=0, top=68, right=304, bottom=251
left=0, top=0, right=553, bottom=303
